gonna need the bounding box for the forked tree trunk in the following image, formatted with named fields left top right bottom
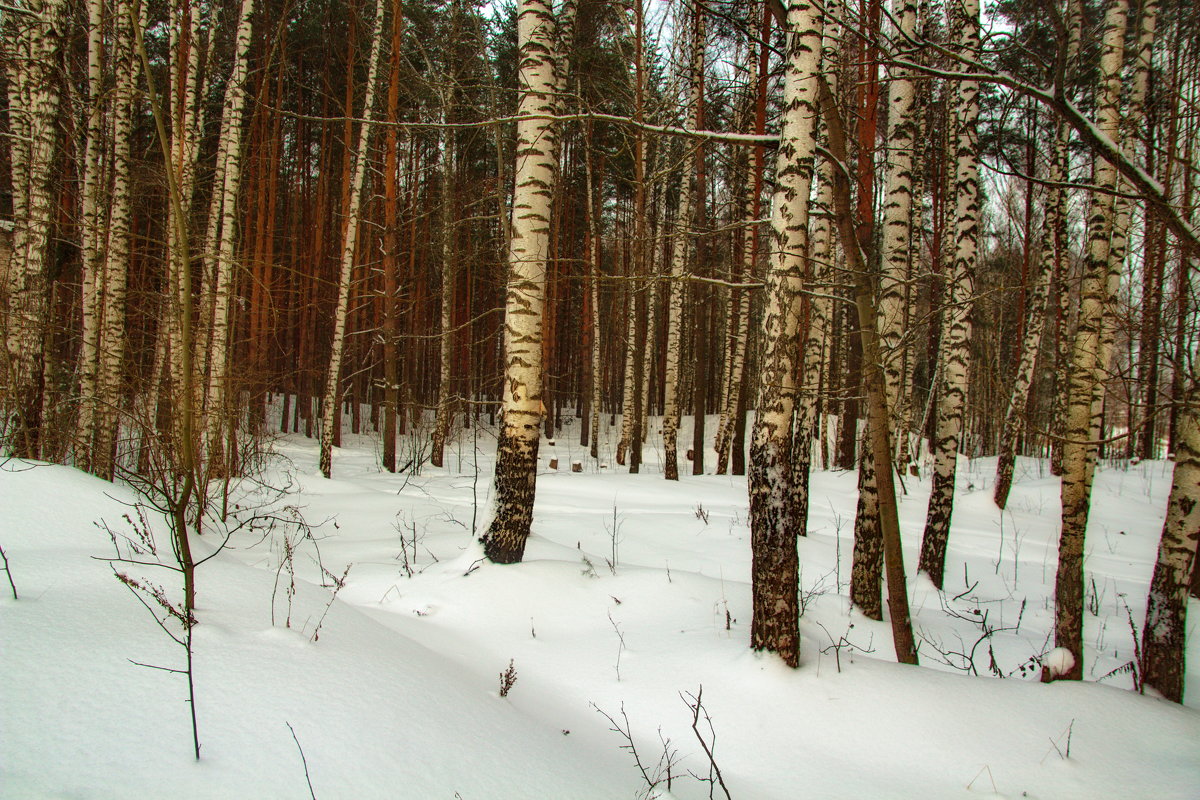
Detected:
left=819, top=76, right=919, bottom=667
left=918, top=0, right=982, bottom=589
left=747, top=0, right=823, bottom=667
left=319, top=0, right=386, bottom=478
left=480, top=0, right=558, bottom=563
left=852, top=0, right=916, bottom=615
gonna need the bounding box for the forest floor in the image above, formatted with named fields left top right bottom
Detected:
left=2, top=411, right=1198, bottom=798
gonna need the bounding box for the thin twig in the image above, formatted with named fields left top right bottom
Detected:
left=0, top=543, right=17, bottom=600
left=287, top=722, right=317, bottom=800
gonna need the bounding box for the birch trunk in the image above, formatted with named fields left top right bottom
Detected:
left=203, top=0, right=255, bottom=473
left=430, top=122, right=456, bottom=468
left=793, top=0, right=840, bottom=508
left=1050, top=0, right=1130, bottom=682
left=917, top=0, right=982, bottom=589
left=75, top=0, right=108, bottom=470
left=319, top=0, right=387, bottom=478
left=992, top=123, right=1061, bottom=509
left=584, top=130, right=602, bottom=461
left=852, top=0, right=916, bottom=614
left=93, top=0, right=141, bottom=479
left=877, top=0, right=918, bottom=448
left=715, top=162, right=756, bottom=475
left=160, top=0, right=206, bottom=440
left=616, top=247, right=642, bottom=470
left=2, top=0, right=64, bottom=459
left=661, top=2, right=705, bottom=482
left=480, top=0, right=558, bottom=563
left=818, top=64, right=920, bottom=666
left=1140, top=379, right=1200, bottom=702
left=716, top=6, right=768, bottom=474
left=747, top=0, right=823, bottom=667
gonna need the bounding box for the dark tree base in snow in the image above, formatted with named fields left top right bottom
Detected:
left=482, top=420, right=540, bottom=564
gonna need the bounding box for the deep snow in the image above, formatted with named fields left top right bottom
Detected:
left=2, top=412, right=1198, bottom=799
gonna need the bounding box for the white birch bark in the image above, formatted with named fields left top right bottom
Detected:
left=319, top=0, right=387, bottom=478
left=75, top=0, right=109, bottom=469
left=481, top=0, right=559, bottom=562
left=1052, top=0, right=1130, bottom=682
left=917, top=0, right=982, bottom=589
left=851, top=0, right=917, bottom=612
left=748, top=0, right=824, bottom=667
left=994, top=0, right=1082, bottom=507
left=2, top=0, right=65, bottom=458
left=162, top=0, right=207, bottom=423
left=1141, top=378, right=1200, bottom=702
left=92, top=0, right=141, bottom=479
left=715, top=162, right=756, bottom=474
left=431, top=117, right=456, bottom=468
left=202, top=0, right=255, bottom=471
left=662, top=2, right=704, bottom=482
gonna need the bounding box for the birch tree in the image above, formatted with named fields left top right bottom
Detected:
left=319, top=0, right=387, bottom=478
left=747, top=0, right=823, bottom=667
left=480, top=0, right=558, bottom=563
left=851, top=0, right=917, bottom=615
left=1049, top=0, right=1130, bottom=682
left=2, top=0, right=65, bottom=459
left=92, top=0, right=141, bottom=479
left=74, top=0, right=110, bottom=472
left=661, top=1, right=704, bottom=482
left=993, top=0, right=1080, bottom=508
left=201, top=0, right=255, bottom=473
left=1140, top=379, right=1200, bottom=703
left=917, top=0, right=982, bottom=589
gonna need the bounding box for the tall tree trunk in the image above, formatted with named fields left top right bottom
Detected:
left=1140, top=378, right=1200, bottom=703
left=748, top=0, right=823, bottom=667
left=716, top=5, right=769, bottom=475
left=993, top=130, right=1067, bottom=507
left=585, top=126, right=603, bottom=462
left=852, top=0, right=911, bottom=615
left=661, top=1, right=704, bottom=482
left=995, top=0, right=1082, bottom=506
left=793, top=0, right=840, bottom=515
left=918, top=0, right=982, bottom=589
left=481, top=0, right=558, bottom=563
left=380, top=0, right=404, bottom=473
left=819, top=71, right=920, bottom=667
left=616, top=2, right=646, bottom=469
left=2, top=0, right=64, bottom=460
left=431, top=118, right=457, bottom=468
left=1050, top=0, right=1130, bottom=682
left=74, top=0, right=108, bottom=472
left=202, top=0, right=256, bottom=475
left=319, top=0, right=386, bottom=478
left=93, top=0, right=141, bottom=480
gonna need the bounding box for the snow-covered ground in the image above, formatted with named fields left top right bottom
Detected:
left=2, top=412, right=1198, bottom=798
